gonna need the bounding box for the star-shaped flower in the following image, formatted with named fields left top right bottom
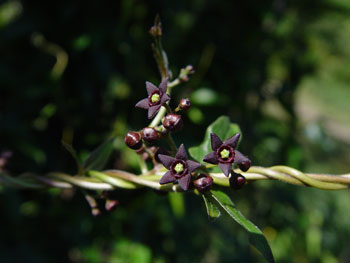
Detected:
left=203, top=132, right=251, bottom=177
left=135, top=77, right=170, bottom=119
left=158, top=144, right=201, bottom=191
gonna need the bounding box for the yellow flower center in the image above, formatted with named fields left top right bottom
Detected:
left=174, top=163, right=184, bottom=173
left=151, top=93, right=160, bottom=103
left=220, top=149, right=230, bottom=159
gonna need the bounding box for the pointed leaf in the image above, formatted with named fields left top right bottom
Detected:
left=61, top=140, right=83, bottom=175
left=83, top=138, right=115, bottom=171
left=202, top=192, right=221, bottom=221
left=189, top=116, right=240, bottom=163
left=211, top=190, right=274, bottom=263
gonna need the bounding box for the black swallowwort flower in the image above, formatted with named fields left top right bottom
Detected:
left=135, top=77, right=170, bottom=119
left=158, top=144, right=200, bottom=191
left=203, top=133, right=251, bottom=177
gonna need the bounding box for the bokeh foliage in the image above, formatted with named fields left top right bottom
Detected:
left=0, top=0, right=349, bottom=262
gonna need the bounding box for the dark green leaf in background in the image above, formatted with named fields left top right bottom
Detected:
left=61, top=140, right=83, bottom=175
left=83, top=138, right=115, bottom=171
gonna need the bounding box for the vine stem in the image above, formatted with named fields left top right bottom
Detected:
left=1, top=166, right=349, bottom=192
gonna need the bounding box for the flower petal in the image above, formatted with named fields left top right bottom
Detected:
left=234, top=150, right=249, bottom=164
left=178, top=174, right=191, bottom=191
left=158, top=154, right=176, bottom=169
left=161, top=93, right=170, bottom=104
left=175, top=144, right=188, bottom=160
left=186, top=160, right=201, bottom=173
left=203, top=151, right=218, bottom=164
left=210, top=133, right=223, bottom=151
left=146, top=81, right=158, bottom=95
left=224, top=132, right=240, bottom=148
left=148, top=105, right=161, bottom=119
left=159, top=171, right=176, bottom=184
left=159, top=77, right=169, bottom=94
left=234, top=150, right=251, bottom=171
left=219, top=162, right=232, bottom=177
left=135, top=98, right=149, bottom=109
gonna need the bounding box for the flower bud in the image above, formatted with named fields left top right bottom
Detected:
left=105, top=200, right=119, bottom=212
left=179, top=98, right=191, bottom=111
left=124, top=131, right=142, bottom=150
left=163, top=114, right=183, bottom=132
left=91, top=207, right=101, bottom=216
left=229, top=172, right=246, bottom=190
left=239, top=159, right=251, bottom=172
left=179, top=65, right=195, bottom=82
left=193, top=174, right=213, bottom=193
left=149, top=16, right=162, bottom=37
left=141, top=127, right=159, bottom=143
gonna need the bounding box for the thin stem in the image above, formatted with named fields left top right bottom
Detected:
left=164, top=103, right=173, bottom=114
left=101, top=170, right=184, bottom=192
left=137, top=154, right=148, bottom=174
left=48, top=172, right=114, bottom=190
left=164, top=132, right=178, bottom=153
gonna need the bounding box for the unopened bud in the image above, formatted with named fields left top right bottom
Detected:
left=105, top=200, right=119, bottom=211
left=239, top=159, right=251, bottom=172
left=179, top=98, right=191, bottom=111
left=193, top=174, right=213, bottom=193
left=163, top=114, right=183, bottom=132
left=92, top=207, right=101, bottom=216
left=124, top=131, right=142, bottom=150
left=141, top=127, right=159, bottom=143
left=229, top=172, right=246, bottom=190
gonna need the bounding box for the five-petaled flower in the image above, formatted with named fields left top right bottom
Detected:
left=203, top=132, right=251, bottom=177
left=135, top=77, right=170, bottom=119
left=158, top=144, right=201, bottom=191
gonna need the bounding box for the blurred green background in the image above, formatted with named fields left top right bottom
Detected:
left=0, top=0, right=349, bottom=262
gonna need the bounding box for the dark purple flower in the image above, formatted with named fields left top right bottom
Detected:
left=158, top=144, right=201, bottom=191
left=135, top=77, right=170, bottom=119
left=203, top=133, right=251, bottom=177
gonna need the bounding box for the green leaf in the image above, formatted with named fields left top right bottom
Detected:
left=202, top=192, right=221, bottom=221
left=189, top=116, right=240, bottom=163
left=83, top=138, right=115, bottom=171
left=61, top=140, right=83, bottom=175
left=211, top=190, right=274, bottom=263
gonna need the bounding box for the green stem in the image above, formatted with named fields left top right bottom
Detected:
left=164, top=132, right=178, bottom=153
left=48, top=173, right=114, bottom=190
left=164, top=103, right=173, bottom=114
left=137, top=154, right=148, bottom=174
left=270, top=166, right=347, bottom=190
left=89, top=171, right=138, bottom=189
left=101, top=170, right=184, bottom=192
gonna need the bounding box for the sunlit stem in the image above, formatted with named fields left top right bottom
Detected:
left=137, top=154, right=148, bottom=174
